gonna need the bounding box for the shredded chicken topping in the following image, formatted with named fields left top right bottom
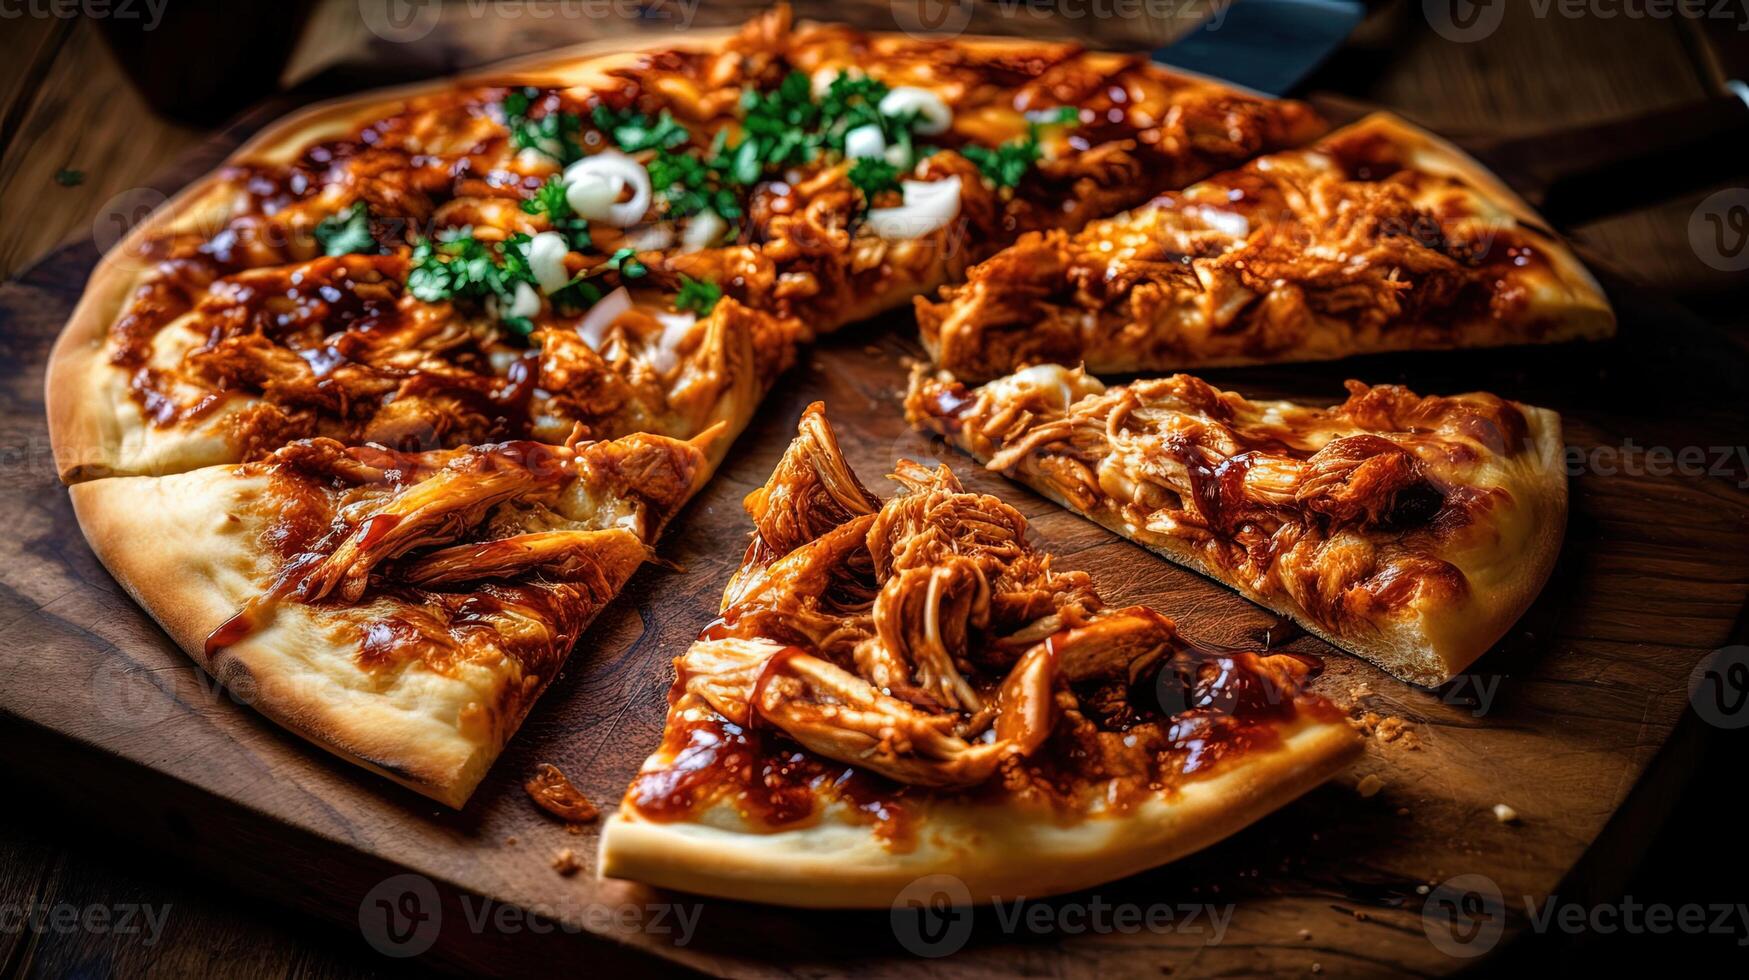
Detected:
left=917, top=116, right=1569, bottom=381
left=631, top=404, right=1332, bottom=817
left=906, top=365, right=1539, bottom=633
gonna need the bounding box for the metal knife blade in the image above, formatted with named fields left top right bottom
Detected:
left=1155, top=0, right=1366, bottom=96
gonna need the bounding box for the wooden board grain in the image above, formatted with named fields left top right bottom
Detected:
left=3, top=78, right=1749, bottom=980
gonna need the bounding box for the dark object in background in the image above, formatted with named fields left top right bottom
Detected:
left=93, top=1, right=316, bottom=124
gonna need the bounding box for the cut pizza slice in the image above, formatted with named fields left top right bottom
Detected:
left=916, top=112, right=1615, bottom=381
left=906, top=365, right=1568, bottom=687
left=598, top=404, right=1360, bottom=906
left=70, top=428, right=713, bottom=806
left=48, top=4, right=1324, bottom=483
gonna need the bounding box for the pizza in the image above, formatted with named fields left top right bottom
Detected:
left=916, top=113, right=1615, bottom=381
left=598, top=404, right=1361, bottom=906
left=46, top=7, right=1328, bottom=804
left=47, top=5, right=1324, bottom=482
left=906, top=364, right=1568, bottom=687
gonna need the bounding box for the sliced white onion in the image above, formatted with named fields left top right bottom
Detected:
left=879, top=87, right=952, bottom=136
left=811, top=66, right=859, bottom=98
left=505, top=281, right=541, bottom=320
left=526, top=231, right=571, bottom=294
left=843, top=124, right=887, bottom=160
left=563, top=151, right=650, bottom=228
left=648, top=311, right=697, bottom=374
left=682, top=210, right=727, bottom=252
left=884, top=143, right=912, bottom=168
left=866, top=176, right=961, bottom=240
left=576, top=286, right=632, bottom=350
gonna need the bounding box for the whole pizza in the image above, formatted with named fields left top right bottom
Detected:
left=46, top=6, right=1611, bottom=904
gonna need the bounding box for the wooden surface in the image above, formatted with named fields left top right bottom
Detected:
left=3, top=1, right=1749, bottom=977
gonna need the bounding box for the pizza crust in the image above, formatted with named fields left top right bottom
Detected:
left=70, top=468, right=650, bottom=807
left=599, top=717, right=1360, bottom=907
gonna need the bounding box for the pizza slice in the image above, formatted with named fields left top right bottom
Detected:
left=49, top=5, right=1323, bottom=482
left=916, top=113, right=1615, bottom=381
left=906, top=364, right=1567, bottom=687
left=70, top=428, right=712, bottom=806
left=598, top=404, right=1360, bottom=906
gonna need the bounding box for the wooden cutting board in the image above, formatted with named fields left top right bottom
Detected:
left=3, top=100, right=1748, bottom=978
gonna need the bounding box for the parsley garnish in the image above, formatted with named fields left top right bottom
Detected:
left=520, top=175, right=591, bottom=250
left=961, top=108, right=1079, bottom=190
left=847, top=157, right=901, bottom=202
left=648, top=143, right=743, bottom=220
left=314, top=201, right=378, bottom=257
left=503, top=88, right=582, bottom=165
left=407, top=232, right=536, bottom=309
left=734, top=71, right=821, bottom=177
left=674, top=276, right=721, bottom=316
left=606, top=247, right=648, bottom=279
left=591, top=105, right=689, bottom=153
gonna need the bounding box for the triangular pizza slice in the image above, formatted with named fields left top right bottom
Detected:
left=906, top=365, right=1567, bottom=687
left=916, top=113, right=1615, bottom=381
left=70, top=429, right=712, bottom=806
left=599, top=405, right=1359, bottom=905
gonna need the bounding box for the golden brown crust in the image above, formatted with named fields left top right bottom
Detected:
left=907, top=365, right=1567, bottom=686
left=917, top=113, right=1614, bottom=381
left=600, top=718, right=1359, bottom=906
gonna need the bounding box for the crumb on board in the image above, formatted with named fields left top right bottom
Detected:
left=525, top=763, right=601, bottom=825
left=552, top=848, right=582, bottom=876
left=1493, top=803, right=1520, bottom=824
left=1347, top=711, right=1420, bottom=749
left=1395, top=807, right=1411, bottom=817
left=505, top=836, right=518, bottom=846
left=1297, top=928, right=1312, bottom=941
left=1352, top=910, right=1370, bottom=922
left=1311, top=963, right=1322, bottom=974
left=1415, top=884, right=1430, bottom=895
left=1355, top=774, right=1385, bottom=798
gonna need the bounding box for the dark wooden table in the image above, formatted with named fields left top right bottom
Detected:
left=3, top=2, right=1747, bottom=976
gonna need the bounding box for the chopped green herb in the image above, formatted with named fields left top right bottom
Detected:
left=406, top=232, right=536, bottom=310
left=503, top=87, right=582, bottom=165
left=733, top=71, right=821, bottom=178
left=674, top=275, right=721, bottom=316
left=313, top=201, right=379, bottom=257
left=591, top=104, right=690, bottom=153
left=520, top=175, right=591, bottom=250
left=648, top=146, right=742, bottom=220
left=54, top=168, right=85, bottom=187
left=961, top=110, right=1079, bottom=190
left=606, top=247, right=648, bottom=279
left=847, top=157, right=902, bottom=202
